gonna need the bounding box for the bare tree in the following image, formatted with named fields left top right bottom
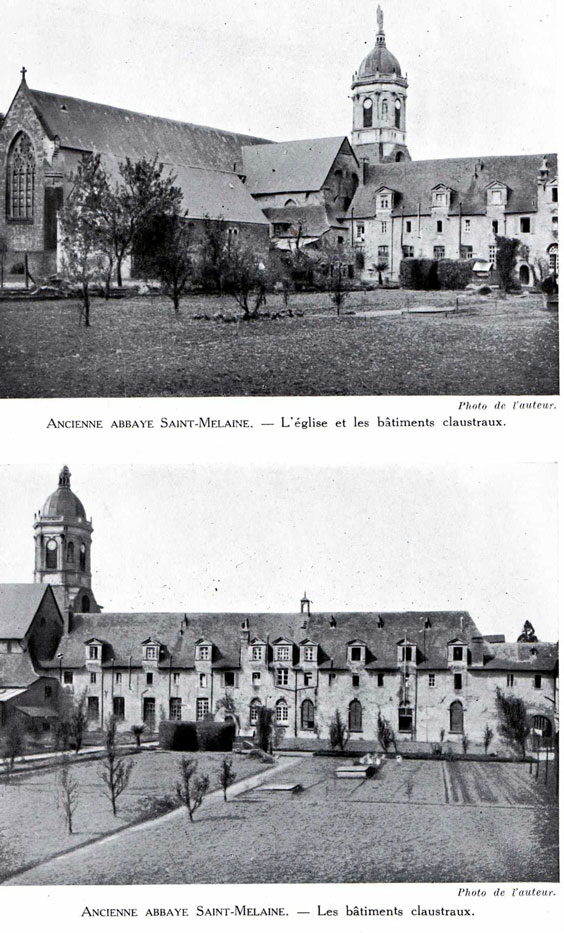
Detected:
left=218, top=756, right=237, bottom=802
left=483, top=723, right=494, bottom=756
left=58, top=755, right=79, bottom=833
left=3, top=718, right=25, bottom=780
left=131, top=724, right=145, bottom=747
left=329, top=709, right=349, bottom=751
left=176, top=756, right=210, bottom=822
left=70, top=689, right=88, bottom=754
left=135, top=210, right=193, bottom=312
left=223, top=241, right=270, bottom=320
left=495, top=688, right=530, bottom=759
left=319, top=242, right=354, bottom=315
left=100, top=716, right=135, bottom=816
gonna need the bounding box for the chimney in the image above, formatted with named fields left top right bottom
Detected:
left=240, top=618, right=250, bottom=643
left=300, top=593, right=311, bottom=616
left=538, top=156, right=549, bottom=187
left=471, top=636, right=484, bottom=667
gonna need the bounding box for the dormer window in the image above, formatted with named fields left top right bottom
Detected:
left=487, top=182, right=508, bottom=207
left=251, top=645, right=263, bottom=661
left=348, top=642, right=366, bottom=664
left=88, top=645, right=99, bottom=660
left=276, top=645, right=291, bottom=662
left=432, top=185, right=451, bottom=210
left=448, top=642, right=468, bottom=664
left=144, top=644, right=159, bottom=661
left=397, top=641, right=417, bottom=665
left=197, top=644, right=211, bottom=661
left=302, top=643, right=317, bottom=663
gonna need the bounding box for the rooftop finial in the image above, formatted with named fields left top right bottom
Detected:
left=20, top=66, right=27, bottom=84
left=376, top=6, right=385, bottom=44
left=59, top=465, right=71, bottom=487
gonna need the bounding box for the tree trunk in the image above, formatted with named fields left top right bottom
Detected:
left=116, top=257, right=123, bottom=288
left=83, top=284, right=90, bottom=327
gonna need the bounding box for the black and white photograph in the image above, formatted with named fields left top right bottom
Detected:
left=0, top=462, right=558, bottom=886
left=0, top=0, right=559, bottom=398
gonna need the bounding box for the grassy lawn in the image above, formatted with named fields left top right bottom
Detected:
left=0, top=748, right=269, bottom=882
left=0, top=290, right=557, bottom=396
left=5, top=756, right=558, bottom=885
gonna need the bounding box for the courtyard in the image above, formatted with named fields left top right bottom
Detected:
left=0, top=290, right=558, bottom=397
left=2, top=752, right=558, bottom=885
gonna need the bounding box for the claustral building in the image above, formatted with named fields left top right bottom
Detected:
left=0, top=468, right=558, bottom=752
left=0, top=6, right=557, bottom=282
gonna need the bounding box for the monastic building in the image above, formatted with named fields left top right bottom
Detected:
left=0, top=6, right=557, bottom=283
left=0, top=468, right=558, bottom=752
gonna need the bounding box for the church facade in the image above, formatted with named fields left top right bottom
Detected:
left=0, top=467, right=558, bottom=753
left=0, top=7, right=557, bottom=284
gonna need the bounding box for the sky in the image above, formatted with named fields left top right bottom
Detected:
left=0, top=0, right=559, bottom=159
left=0, top=463, right=557, bottom=641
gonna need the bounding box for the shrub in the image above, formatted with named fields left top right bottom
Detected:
left=478, top=285, right=492, bottom=295
left=495, top=236, right=521, bottom=292
left=541, top=275, right=558, bottom=296
left=10, top=261, right=25, bottom=275
left=329, top=709, right=349, bottom=751
left=158, top=720, right=235, bottom=752
left=399, top=258, right=439, bottom=290
left=134, top=793, right=177, bottom=819
left=437, top=259, right=473, bottom=290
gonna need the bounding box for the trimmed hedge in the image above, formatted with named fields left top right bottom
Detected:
left=437, top=259, right=473, bottom=290
left=159, top=720, right=235, bottom=752
left=399, top=259, right=439, bottom=290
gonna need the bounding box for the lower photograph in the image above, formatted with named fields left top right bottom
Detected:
left=0, top=462, right=558, bottom=885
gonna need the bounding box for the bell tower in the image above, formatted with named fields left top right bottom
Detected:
left=34, top=465, right=100, bottom=614
left=351, top=6, right=410, bottom=162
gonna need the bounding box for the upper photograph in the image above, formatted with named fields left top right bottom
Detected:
left=0, top=0, right=559, bottom=398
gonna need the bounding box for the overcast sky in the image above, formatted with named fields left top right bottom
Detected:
left=0, top=0, right=558, bottom=159
left=0, top=463, right=557, bottom=641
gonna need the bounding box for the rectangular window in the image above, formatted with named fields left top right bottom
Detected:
left=276, top=668, right=289, bottom=686
left=350, top=646, right=362, bottom=662
left=276, top=703, right=289, bottom=723
left=460, top=246, right=473, bottom=260
left=433, top=246, right=445, bottom=259
left=378, top=245, right=389, bottom=260
left=402, top=245, right=414, bottom=258
left=173, top=672, right=180, bottom=685
left=88, top=646, right=99, bottom=660
left=352, top=674, right=360, bottom=688
left=87, top=696, right=99, bottom=722
left=492, top=220, right=499, bottom=235
left=429, top=673, right=436, bottom=687
left=169, top=697, right=182, bottom=721
left=252, top=671, right=261, bottom=685
left=196, top=698, right=209, bottom=721
left=435, top=192, right=446, bottom=206
left=534, top=674, right=542, bottom=689
left=45, top=685, right=52, bottom=698
left=251, top=646, right=263, bottom=661
left=552, top=187, right=558, bottom=202
left=303, top=646, right=315, bottom=662
left=454, top=673, right=463, bottom=691
left=250, top=702, right=260, bottom=724
left=552, top=214, right=558, bottom=226
left=198, top=645, right=210, bottom=660
left=146, top=672, right=153, bottom=686
left=380, top=197, right=389, bottom=209
left=398, top=707, right=413, bottom=733
left=113, top=696, right=125, bottom=721
left=520, top=217, right=531, bottom=233
left=401, top=646, right=413, bottom=662
left=145, top=646, right=158, bottom=660
left=381, top=221, right=387, bottom=233
left=223, top=671, right=236, bottom=687
left=277, top=646, right=290, bottom=661
left=328, top=672, right=336, bottom=685
left=199, top=673, right=206, bottom=688
left=452, top=646, right=464, bottom=661
left=491, top=190, right=502, bottom=205
left=377, top=673, right=384, bottom=687
left=506, top=673, right=515, bottom=687
left=90, top=672, right=97, bottom=684
left=304, top=671, right=313, bottom=686
left=464, top=219, right=471, bottom=233
left=436, top=220, right=443, bottom=233
left=489, top=245, right=497, bottom=267
left=63, top=671, right=73, bottom=685
left=355, top=223, right=365, bottom=241
left=115, top=672, right=122, bottom=685
left=405, top=220, right=412, bottom=233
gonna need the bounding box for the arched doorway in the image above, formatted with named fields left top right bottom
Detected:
left=301, top=699, right=315, bottom=731
left=348, top=699, right=362, bottom=733
left=449, top=701, right=464, bottom=734
left=519, top=265, right=530, bottom=286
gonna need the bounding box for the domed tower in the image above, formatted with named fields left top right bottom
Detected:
left=33, top=466, right=100, bottom=614
left=351, top=6, right=410, bottom=162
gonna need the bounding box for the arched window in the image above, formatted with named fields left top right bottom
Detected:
left=519, top=265, right=530, bottom=286
left=46, top=539, right=57, bottom=570
left=79, top=543, right=86, bottom=571
left=348, top=699, right=362, bottom=733
left=363, top=98, right=373, bottom=128
left=548, top=243, right=559, bottom=275
left=394, top=99, right=401, bottom=128
left=449, top=701, right=464, bottom=733
left=67, top=541, right=75, bottom=563
left=381, top=99, right=388, bottom=120
left=395, top=151, right=404, bottom=162
left=275, top=699, right=289, bottom=724
left=249, top=698, right=261, bottom=725
left=301, top=699, right=315, bottom=731
left=81, top=595, right=90, bottom=612
left=7, top=132, right=35, bottom=220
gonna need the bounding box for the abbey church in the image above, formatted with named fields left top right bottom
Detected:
left=0, top=7, right=558, bottom=285
left=0, top=467, right=557, bottom=751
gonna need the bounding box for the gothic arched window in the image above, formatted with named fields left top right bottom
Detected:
left=449, top=701, right=464, bottom=733
left=363, top=98, right=373, bottom=128
left=394, top=99, right=401, bottom=128
left=79, top=543, right=86, bottom=571
left=382, top=99, right=388, bottom=120
left=7, top=132, right=35, bottom=220
left=349, top=699, right=362, bottom=732
left=81, top=594, right=91, bottom=612
left=46, top=539, right=57, bottom=569
left=67, top=541, right=75, bottom=563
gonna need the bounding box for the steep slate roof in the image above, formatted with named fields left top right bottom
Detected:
left=482, top=641, right=558, bottom=672
left=0, top=584, right=50, bottom=639
left=42, top=610, right=492, bottom=672
left=264, top=204, right=347, bottom=236
left=0, top=653, right=39, bottom=688
left=242, top=137, right=356, bottom=195
left=351, top=152, right=558, bottom=218
left=28, top=89, right=271, bottom=171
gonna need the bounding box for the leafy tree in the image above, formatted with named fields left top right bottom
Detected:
left=329, top=709, right=349, bottom=751
left=195, top=215, right=228, bottom=292
left=495, top=688, right=530, bottom=759
left=377, top=711, right=397, bottom=754
left=223, top=241, right=270, bottom=320
left=134, top=210, right=193, bottom=312
left=58, top=755, right=79, bottom=833
left=176, top=756, right=210, bottom=822
left=255, top=706, right=275, bottom=754
left=218, top=756, right=237, bottom=801
left=371, top=260, right=389, bottom=285
left=59, top=153, right=111, bottom=325
left=100, top=716, right=135, bottom=815
left=483, top=723, right=494, bottom=755
left=495, top=236, right=521, bottom=293
left=69, top=689, right=88, bottom=754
